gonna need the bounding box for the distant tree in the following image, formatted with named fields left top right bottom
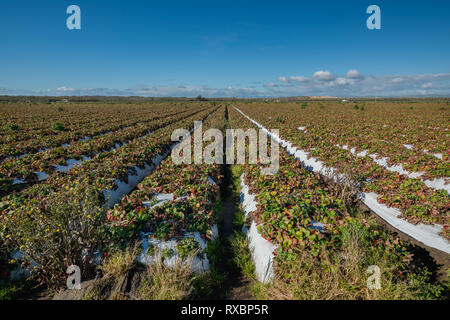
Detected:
left=196, top=95, right=207, bottom=101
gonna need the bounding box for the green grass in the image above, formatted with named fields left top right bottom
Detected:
left=230, top=232, right=255, bottom=279
left=51, top=122, right=66, bottom=131
left=230, top=165, right=245, bottom=229
left=231, top=165, right=243, bottom=193
left=0, top=279, right=35, bottom=300
left=3, top=123, right=20, bottom=131
left=250, top=211, right=447, bottom=300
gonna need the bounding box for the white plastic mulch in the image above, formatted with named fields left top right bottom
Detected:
left=240, top=174, right=277, bottom=284
left=233, top=106, right=450, bottom=254
left=335, top=144, right=449, bottom=194
left=138, top=224, right=219, bottom=274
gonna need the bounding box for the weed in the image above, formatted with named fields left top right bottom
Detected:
left=230, top=232, right=255, bottom=278
left=51, top=122, right=66, bottom=131
left=3, top=123, right=19, bottom=131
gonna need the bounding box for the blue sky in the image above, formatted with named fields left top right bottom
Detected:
left=1, top=0, right=449, bottom=97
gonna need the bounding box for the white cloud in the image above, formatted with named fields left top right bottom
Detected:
left=288, top=76, right=309, bottom=82
left=278, top=75, right=309, bottom=83
left=391, top=77, right=405, bottom=83
left=266, top=72, right=450, bottom=97
left=312, top=70, right=336, bottom=81
left=2, top=72, right=450, bottom=98
left=346, top=69, right=364, bottom=79
left=56, top=86, right=76, bottom=92
left=334, top=78, right=352, bottom=86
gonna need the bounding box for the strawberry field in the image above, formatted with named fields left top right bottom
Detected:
left=0, top=100, right=448, bottom=300
left=234, top=101, right=449, bottom=238
left=226, top=103, right=449, bottom=299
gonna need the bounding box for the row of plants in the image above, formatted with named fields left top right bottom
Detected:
left=235, top=102, right=449, bottom=234
left=0, top=102, right=181, bottom=139
left=0, top=103, right=136, bottom=154
left=0, top=104, right=210, bottom=194
left=0, top=102, right=205, bottom=160
left=104, top=106, right=227, bottom=255
left=227, top=106, right=447, bottom=299
left=83, top=105, right=228, bottom=300
left=0, top=105, right=220, bottom=287
left=237, top=101, right=448, bottom=179
left=0, top=102, right=111, bottom=136
left=0, top=105, right=217, bottom=209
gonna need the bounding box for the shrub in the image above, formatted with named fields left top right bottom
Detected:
left=100, top=245, right=139, bottom=279
left=177, top=238, right=201, bottom=260
left=0, top=279, right=29, bottom=300
left=57, top=107, right=64, bottom=112
left=154, top=221, right=174, bottom=240
left=196, top=95, right=207, bottom=101
left=80, top=247, right=211, bottom=300
left=354, top=104, right=359, bottom=110
left=137, top=251, right=196, bottom=300
left=51, top=122, right=66, bottom=131
left=251, top=218, right=445, bottom=300
left=0, top=237, right=7, bottom=267
left=3, top=123, right=20, bottom=131
left=0, top=183, right=106, bottom=286
left=275, top=116, right=284, bottom=123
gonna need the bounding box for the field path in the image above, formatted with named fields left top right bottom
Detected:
left=202, top=108, right=255, bottom=300
left=218, top=189, right=255, bottom=300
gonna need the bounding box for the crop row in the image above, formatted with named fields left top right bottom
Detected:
left=0, top=105, right=218, bottom=216
left=0, top=105, right=224, bottom=280
left=0, top=103, right=143, bottom=144
left=229, top=106, right=446, bottom=300
left=227, top=106, right=421, bottom=288
left=0, top=102, right=192, bottom=134
left=0, top=104, right=210, bottom=194
left=105, top=106, right=227, bottom=249
left=235, top=103, right=449, bottom=232
left=247, top=101, right=448, bottom=178
left=0, top=102, right=206, bottom=160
